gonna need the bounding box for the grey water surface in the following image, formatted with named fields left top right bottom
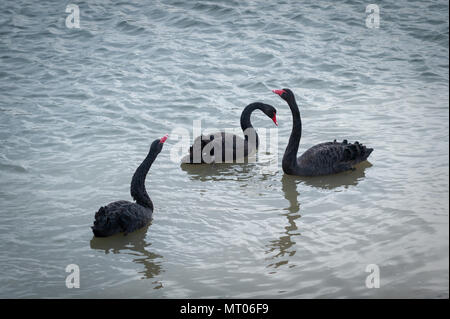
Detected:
left=0, top=0, right=448, bottom=298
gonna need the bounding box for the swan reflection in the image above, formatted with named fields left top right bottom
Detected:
left=181, top=162, right=259, bottom=182
left=90, top=226, right=163, bottom=284
left=180, top=151, right=279, bottom=182
left=265, top=161, right=372, bottom=270
left=266, top=174, right=301, bottom=270
left=297, top=161, right=372, bottom=190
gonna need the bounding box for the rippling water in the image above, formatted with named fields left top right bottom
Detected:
left=0, top=0, right=448, bottom=298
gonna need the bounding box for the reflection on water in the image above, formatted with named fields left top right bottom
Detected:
left=265, top=161, right=372, bottom=270
left=266, top=175, right=302, bottom=270
left=181, top=162, right=258, bottom=182
left=90, top=226, right=163, bottom=284
left=298, top=161, right=373, bottom=190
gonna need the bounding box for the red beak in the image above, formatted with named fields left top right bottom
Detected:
left=272, top=89, right=286, bottom=96
left=272, top=114, right=278, bottom=126
left=160, top=134, right=168, bottom=144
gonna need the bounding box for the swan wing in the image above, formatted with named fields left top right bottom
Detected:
left=298, top=140, right=373, bottom=175
left=182, top=132, right=249, bottom=163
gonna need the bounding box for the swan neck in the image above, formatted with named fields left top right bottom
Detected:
left=240, top=103, right=260, bottom=148
left=130, top=149, right=156, bottom=210
left=282, top=97, right=302, bottom=172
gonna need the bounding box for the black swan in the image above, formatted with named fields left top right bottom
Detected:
left=92, top=135, right=168, bottom=237
left=273, top=89, right=373, bottom=176
left=181, top=102, right=278, bottom=164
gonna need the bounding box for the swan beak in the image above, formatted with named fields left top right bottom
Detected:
left=160, top=134, right=168, bottom=144
left=272, top=89, right=285, bottom=96
left=272, top=115, right=278, bottom=126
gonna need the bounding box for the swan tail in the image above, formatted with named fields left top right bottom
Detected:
left=183, top=135, right=213, bottom=164
left=92, top=206, right=111, bottom=237
left=342, top=141, right=373, bottom=163
left=92, top=201, right=149, bottom=237
left=94, top=206, right=107, bottom=221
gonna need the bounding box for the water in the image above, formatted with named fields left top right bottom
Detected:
left=0, top=0, right=448, bottom=298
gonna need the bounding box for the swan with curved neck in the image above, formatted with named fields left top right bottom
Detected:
left=273, top=88, right=373, bottom=176
left=92, top=135, right=168, bottom=237
left=181, top=102, right=278, bottom=164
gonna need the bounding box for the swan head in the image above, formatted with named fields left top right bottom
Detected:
left=150, top=134, right=168, bottom=154
left=272, top=88, right=295, bottom=103
left=260, top=103, right=278, bottom=126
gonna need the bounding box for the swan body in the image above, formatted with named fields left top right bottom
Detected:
left=290, top=140, right=372, bottom=176
left=92, top=201, right=153, bottom=237
left=273, top=89, right=373, bottom=176
left=182, top=132, right=253, bottom=164
left=181, top=102, right=278, bottom=164
left=92, top=135, right=167, bottom=237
